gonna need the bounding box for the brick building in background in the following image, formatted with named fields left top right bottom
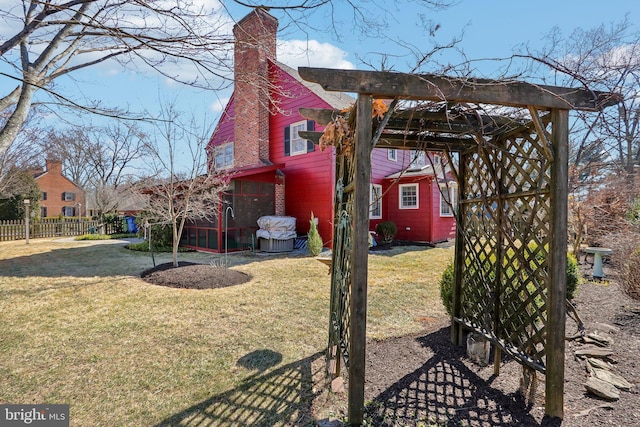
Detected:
left=33, top=159, right=85, bottom=218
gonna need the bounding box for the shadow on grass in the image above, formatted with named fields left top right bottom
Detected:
left=365, top=327, right=545, bottom=426
left=154, top=351, right=323, bottom=427
left=0, top=240, right=154, bottom=279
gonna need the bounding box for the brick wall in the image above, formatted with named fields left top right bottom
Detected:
left=233, top=8, right=278, bottom=168
left=275, top=181, right=285, bottom=216
left=35, top=160, right=85, bottom=217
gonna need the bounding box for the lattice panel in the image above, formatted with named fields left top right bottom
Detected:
left=456, top=123, right=553, bottom=373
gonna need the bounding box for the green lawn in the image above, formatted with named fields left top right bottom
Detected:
left=0, top=238, right=452, bottom=426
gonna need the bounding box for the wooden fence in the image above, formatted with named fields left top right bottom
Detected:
left=0, top=218, right=126, bottom=242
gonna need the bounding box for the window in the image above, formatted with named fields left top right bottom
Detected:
left=399, top=184, right=419, bottom=209
left=410, top=150, right=426, bottom=167
left=62, top=206, right=75, bottom=217
left=290, top=121, right=308, bottom=155
left=370, top=184, right=382, bottom=219
left=433, top=154, right=441, bottom=165
left=284, top=120, right=315, bottom=156
left=387, top=149, right=397, bottom=161
left=214, top=142, right=234, bottom=170
left=40, top=207, right=47, bottom=217
left=62, top=191, right=75, bottom=201
left=440, top=184, right=458, bottom=217
left=41, top=192, right=47, bottom=201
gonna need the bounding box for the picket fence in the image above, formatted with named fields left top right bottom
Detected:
left=0, top=218, right=123, bottom=242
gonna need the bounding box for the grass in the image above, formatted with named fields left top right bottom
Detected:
left=0, top=238, right=453, bottom=426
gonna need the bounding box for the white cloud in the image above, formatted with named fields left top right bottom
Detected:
left=210, top=96, right=229, bottom=113
left=277, top=39, right=355, bottom=70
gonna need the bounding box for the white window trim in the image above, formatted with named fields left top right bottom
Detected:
left=214, top=142, right=234, bottom=170
left=290, top=120, right=308, bottom=156
left=387, top=148, right=397, bottom=161
left=399, top=183, right=419, bottom=209
left=370, top=183, right=382, bottom=219
left=410, top=150, right=426, bottom=167
left=440, top=184, right=458, bottom=217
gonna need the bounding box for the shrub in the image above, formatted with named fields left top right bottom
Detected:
left=307, top=212, right=323, bottom=256
left=439, top=250, right=581, bottom=316
left=439, top=261, right=455, bottom=316
left=623, top=247, right=640, bottom=301
left=75, top=234, right=112, bottom=241
left=376, top=221, right=397, bottom=244
left=566, top=253, right=579, bottom=300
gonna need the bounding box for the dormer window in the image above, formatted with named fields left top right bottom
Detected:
left=285, top=120, right=315, bottom=156
left=213, top=142, right=234, bottom=170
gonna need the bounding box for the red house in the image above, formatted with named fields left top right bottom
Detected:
left=181, top=8, right=455, bottom=252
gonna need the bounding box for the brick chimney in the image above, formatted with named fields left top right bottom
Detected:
left=46, top=159, right=63, bottom=175
left=233, top=8, right=278, bottom=168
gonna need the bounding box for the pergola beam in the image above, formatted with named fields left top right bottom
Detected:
left=300, top=106, right=527, bottom=136
left=298, top=130, right=476, bottom=152
left=299, top=67, right=621, bottom=111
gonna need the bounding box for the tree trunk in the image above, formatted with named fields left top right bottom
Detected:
left=172, top=218, right=179, bottom=267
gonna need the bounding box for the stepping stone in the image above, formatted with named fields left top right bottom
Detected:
left=584, top=377, right=620, bottom=401
left=592, top=367, right=634, bottom=391
left=587, top=332, right=614, bottom=346
left=587, top=357, right=612, bottom=371
left=575, top=347, right=614, bottom=359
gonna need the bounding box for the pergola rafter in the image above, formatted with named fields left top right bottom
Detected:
left=298, top=66, right=620, bottom=426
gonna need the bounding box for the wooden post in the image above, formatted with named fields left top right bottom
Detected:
left=348, top=94, right=373, bottom=426
left=451, top=153, right=466, bottom=346
left=546, top=108, right=568, bottom=419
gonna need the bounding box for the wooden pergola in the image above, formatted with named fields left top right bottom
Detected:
left=298, top=67, right=620, bottom=425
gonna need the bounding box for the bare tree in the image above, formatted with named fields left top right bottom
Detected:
left=0, top=0, right=235, bottom=155
left=525, top=17, right=640, bottom=176
left=40, top=122, right=149, bottom=217
left=139, top=102, right=226, bottom=267
left=41, top=127, right=94, bottom=188
left=1, top=0, right=460, bottom=158
left=0, top=123, right=42, bottom=198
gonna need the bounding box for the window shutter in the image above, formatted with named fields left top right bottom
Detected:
left=284, top=126, right=290, bottom=156
left=61, top=192, right=66, bottom=201
left=306, top=120, right=315, bottom=153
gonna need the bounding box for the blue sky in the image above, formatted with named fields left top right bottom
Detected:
left=93, top=1, right=640, bottom=118
left=2, top=0, right=639, bottom=169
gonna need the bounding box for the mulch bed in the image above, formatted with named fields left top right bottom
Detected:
left=140, top=261, right=251, bottom=289
left=314, top=262, right=640, bottom=426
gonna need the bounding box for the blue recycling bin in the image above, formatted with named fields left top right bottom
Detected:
left=126, top=216, right=138, bottom=234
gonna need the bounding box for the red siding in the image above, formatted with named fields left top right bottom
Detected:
left=269, top=65, right=335, bottom=244
left=380, top=175, right=455, bottom=243
left=430, top=184, right=457, bottom=242
left=208, top=96, right=235, bottom=150
left=207, top=62, right=455, bottom=247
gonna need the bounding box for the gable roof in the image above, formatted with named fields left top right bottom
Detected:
left=385, top=163, right=452, bottom=181
left=274, top=61, right=354, bottom=111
